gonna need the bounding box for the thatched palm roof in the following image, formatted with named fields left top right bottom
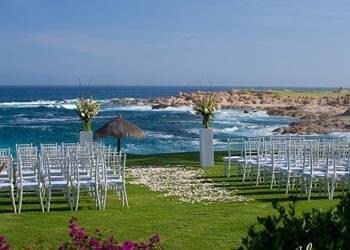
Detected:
left=94, top=116, right=145, bottom=139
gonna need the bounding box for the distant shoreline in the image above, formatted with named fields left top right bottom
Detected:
left=112, top=88, right=350, bottom=135
left=0, top=84, right=347, bottom=91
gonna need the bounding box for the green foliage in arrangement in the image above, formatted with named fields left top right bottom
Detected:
left=76, top=98, right=100, bottom=131
left=237, top=194, right=350, bottom=250
left=193, top=94, right=217, bottom=128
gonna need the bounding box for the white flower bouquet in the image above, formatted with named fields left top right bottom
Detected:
left=76, top=98, right=100, bottom=131
left=193, top=94, right=217, bottom=128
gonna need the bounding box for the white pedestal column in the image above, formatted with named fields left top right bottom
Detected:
left=80, top=131, right=93, bottom=144
left=199, top=128, right=214, bottom=167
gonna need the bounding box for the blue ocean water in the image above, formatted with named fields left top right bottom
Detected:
left=0, top=85, right=344, bottom=154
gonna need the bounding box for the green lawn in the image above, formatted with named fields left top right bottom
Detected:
left=268, top=89, right=348, bottom=97
left=0, top=152, right=340, bottom=249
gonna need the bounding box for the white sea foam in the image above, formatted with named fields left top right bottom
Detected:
left=146, top=131, right=175, bottom=139
left=151, top=106, right=193, bottom=112
left=60, top=104, right=77, bottom=110
left=0, top=99, right=79, bottom=110
left=331, top=132, right=350, bottom=142
left=102, top=105, right=152, bottom=112
left=14, top=117, right=79, bottom=124
left=213, top=126, right=238, bottom=134
left=215, top=109, right=268, bottom=120
left=186, top=128, right=199, bottom=134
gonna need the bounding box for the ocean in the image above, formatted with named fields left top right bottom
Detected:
left=0, top=85, right=344, bottom=154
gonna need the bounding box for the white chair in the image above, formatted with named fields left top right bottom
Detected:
left=223, top=138, right=244, bottom=177
left=68, top=150, right=100, bottom=211
left=41, top=153, right=70, bottom=211
left=0, top=149, right=16, bottom=213
left=17, top=150, right=44, bottom=213
left=301, top=143, right=329, bottom=200
left=99, top=151, right=128, bottom=209
left=328, top=144, right=350, bottom=200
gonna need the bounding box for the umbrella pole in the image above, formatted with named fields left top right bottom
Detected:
left=117, top=138, right=121, bottom=153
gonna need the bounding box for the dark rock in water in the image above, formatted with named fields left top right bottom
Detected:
left=266, top=106, right=314, bottom=118
left=340, top=108, right=350, bottom=116
left=272, top=127, right=283, bottom=133
left=333, top=87, right=346, bottom=93
left=151, top=103, right=170, bottom=109
left=243, top=110, right=249, bottom=114
left=276, top=121, right=330, bottom=134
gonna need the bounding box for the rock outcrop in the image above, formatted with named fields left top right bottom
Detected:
left=110, top=89, right=350, bottom=135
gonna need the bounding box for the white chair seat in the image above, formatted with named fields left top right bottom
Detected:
left=0, top=182, right=12, bottom=188
left=17, top=181, right=40, bottom=189
left=279, top=166, right=303, bottom=172
left=303, top=171, right=326, bottom=177
left=77, top=179, right=96, bottom=187
left=49, top=180, right=68, bottom=187
left=223, top=156, right=243, bottom=162
left=106, top=176, right=122, bottom=184
left=329, top=171, right=350, bottom=177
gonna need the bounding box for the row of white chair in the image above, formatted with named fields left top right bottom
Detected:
left=223, top=137, right=350, bottom=200
left=0, top=142, right=128, bottom=213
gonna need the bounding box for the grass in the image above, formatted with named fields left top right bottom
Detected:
left=0, top=152, right=340, bottom=249
left=268, top=89, right=349, bottom=97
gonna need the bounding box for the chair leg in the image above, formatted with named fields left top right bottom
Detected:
left=75, top=188, right=80, bottom=211
left=68, top=187, right=74, bottom=211
left=256, top=165, right=260, bottom=186
left=38, top=187, right=45, bottom=212
left=123, top=188, right=129, bottom=209
left=326, top=178, right=331, bottom=200
left=242, top=164, right=247, bottom=183
left=270, top=170, right=275, bottom=189
left=278, top=170, right=282, bottom=191
left=286, top=172, right=291, bottom=195
left=224, top=162, right=230, bottom=178
left=331, top=178, right=336, bottom=200
left=308, top=178, right=313, bottom=200
left=47, top=188, right=51, bottom=212
left=103, top=186, right=108, bottom=210
left=95, top=186, right=101, bottom=210
left=11, top=187, right=17, bottom=214
left=18, top=188, right=23, bottom=214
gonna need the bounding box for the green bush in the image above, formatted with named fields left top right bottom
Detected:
left=237, top=195, right=350, bottom=250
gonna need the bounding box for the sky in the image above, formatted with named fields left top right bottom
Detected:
left=0, top=0, right=350, bottom=87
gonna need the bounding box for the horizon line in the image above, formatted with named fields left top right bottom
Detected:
left=0, top=84, right=346, bottom=89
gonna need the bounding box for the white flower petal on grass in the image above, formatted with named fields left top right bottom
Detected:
left=127, top=166, right=251, bottom=204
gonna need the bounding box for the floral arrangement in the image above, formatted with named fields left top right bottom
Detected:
left=76, top=98, right=100, bottom=131
left=0, top=162, right=6, bottom=174
left=193, top=94, right=217, bottom=129
left=0, top=218, right=162, bottom=250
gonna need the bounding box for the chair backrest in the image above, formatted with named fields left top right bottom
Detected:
left=0, top=148, right=10, bottom=157
left=103, top=149, right=125, bottom=178
left=41, top=143, right=61, bottom=154
left=42, top=154, right=68, bottom=184
left=17, top=154, right=39, bottom=184
left=16, top=144, right=33, bottom=150
left=227, top=138, right=244, bottom=158
left=17, top=146, right=37, bottom=157
left=0, top=151, right=14, bottom=187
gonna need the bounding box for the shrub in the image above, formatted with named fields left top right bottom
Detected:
left=60, top=217, right=162, bottom=250
left=237, top=194, right=350, bottom=250
left=1, top=217, right=162, bottom=250
left=0, top=235, right=10, bottom=250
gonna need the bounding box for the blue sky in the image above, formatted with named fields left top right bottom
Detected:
left=0, top=0, right=350, bottom=87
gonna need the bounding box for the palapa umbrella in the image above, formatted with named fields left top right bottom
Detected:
left=94, top=115, right=145, bottom=152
